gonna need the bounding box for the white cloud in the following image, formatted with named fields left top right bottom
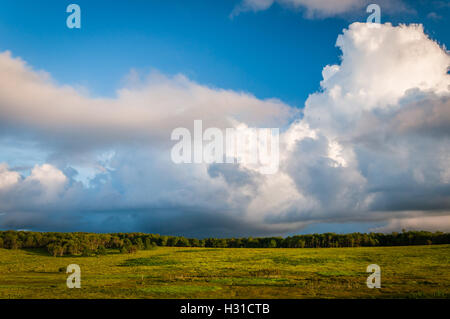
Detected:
left=0, top=164, right=68, bottom=209
left=24, top=164, right=67, bottom=201
left=305, top=23, right=449, bottom=138
left=0, top=164, right=20, bottom=190
left=241, top=22, right=450, bottom=232
left=0, top=52, right=295, bottom=151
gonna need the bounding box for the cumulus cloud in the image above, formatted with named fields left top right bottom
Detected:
left=228, top=23, right=449, bottom=234
left=0, top=164, right=20, bottom=190
left=25, top=164, right=68, bottom=201
left=231, top=0, right=408, bottom=18
left=0, top=164, right=70, bottom=209
left=0, top=22, right=449, bottom=236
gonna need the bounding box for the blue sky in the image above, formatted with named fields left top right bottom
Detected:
left=0, top=1, right=449, bottom=237
left=0, top=0, right=447, bottom=107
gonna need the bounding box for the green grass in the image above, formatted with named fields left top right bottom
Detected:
left=0, top=245, right=449, bottom=299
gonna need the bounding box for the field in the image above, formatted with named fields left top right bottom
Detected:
left=0, top=245, right=449, bottom=299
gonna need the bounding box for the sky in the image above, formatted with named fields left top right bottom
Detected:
left=0, top=0, right=449, bottom=237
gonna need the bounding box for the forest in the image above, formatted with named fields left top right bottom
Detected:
left=0, top=230, right=449, bottom=257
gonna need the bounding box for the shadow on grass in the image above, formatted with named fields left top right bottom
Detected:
left=22, top=248, right=51, bottom=257
left=119, top=257, right=179, bottom=267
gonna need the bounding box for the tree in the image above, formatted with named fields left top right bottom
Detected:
left=48, top=243, right=64, bottom=257
left=97, top=245, right=107, bottom=255
left=135, top=238, right=144, bottom=250
left=268, top=239, right=277, bottom=248
left=176, top=238, right=189, bottom=247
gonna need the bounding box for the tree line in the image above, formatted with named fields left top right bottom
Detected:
left=0, top=230, right=448, bottom=257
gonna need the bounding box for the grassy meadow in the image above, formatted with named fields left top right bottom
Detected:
left=0, top=245, right=449, bottom=299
